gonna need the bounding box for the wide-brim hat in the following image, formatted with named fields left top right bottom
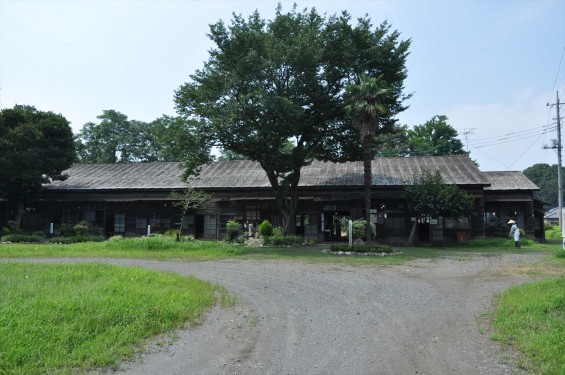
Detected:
left=507, top=220, right=516, bottom=224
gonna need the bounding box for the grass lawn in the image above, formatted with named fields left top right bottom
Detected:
left=0, top=262, right=233, bottom=374
left=0, top=235, right=563, bottom=374
left=493, top=276, right=564, bottom=375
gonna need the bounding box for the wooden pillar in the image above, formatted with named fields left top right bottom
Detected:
left=471, top=197, right=485, bottom=239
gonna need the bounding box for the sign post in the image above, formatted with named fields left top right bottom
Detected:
left=348, top=220, right=353, bottom=247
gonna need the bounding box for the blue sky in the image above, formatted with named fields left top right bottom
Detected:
left=1, top=0, right=564, bottom=171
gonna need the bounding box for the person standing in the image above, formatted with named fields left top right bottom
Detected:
left=508, top=220, right=521, bottom=248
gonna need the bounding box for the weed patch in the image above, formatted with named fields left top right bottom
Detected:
left=493, top=277, right=565, bottom=375
left=0, top=262, right=230, bottom=374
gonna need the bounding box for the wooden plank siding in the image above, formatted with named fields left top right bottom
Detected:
left=0, top=156, right=545, bottom=243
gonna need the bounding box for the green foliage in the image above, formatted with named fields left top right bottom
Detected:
left=493, top=277, right=564, bottom=375
left=546, top=226, right=562, bottom=239
left=523, top=163, right=561, bottom=207
left=0, top=263, right=227, bottom=374
left=73, top=221, right=89, bottom=237
left=404, top=168, right=474, bottom=218
left=225, top=220, right=240, bottom=242
left=174, top=5, right=410, bottom=233
left=0, top=105, right=75, bottom=226
left=330, top=244, right=394, bottom=253
left=46, top=236, right=105, bottom=244
left=263, top=235, right=306, bottom=247
left=258, top=220, right=274, bottom=237
left=1, top=221, right=19, bottom=236
left=485, top=216, right=508, bottom=237
left=346, top=219, right=376, bottom=241
left=1, top=234, right=44, bottom=243
left=407, top=115, right=467, bottom=156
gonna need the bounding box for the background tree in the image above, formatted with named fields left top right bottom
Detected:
left=373, top=123, right=410, bottom=157
left=0, top=105, right=75, bottom=228
left=407, top=115, right=467, bottom=156
left=523, top=163, right=561, bottom=207
left=75, top=112, right=212, bottom=168
left=170, top=187, right=211, bottom=240
left=344, top=74, right=389, bottom=242
left=175, top=5, right=410, bottom=233
left=150, top=115, right=213, bottom=177
left=403, top=169, right=474, bottom=245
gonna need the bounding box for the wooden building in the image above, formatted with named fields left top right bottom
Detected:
left=1, top=156, right=544, bottom=244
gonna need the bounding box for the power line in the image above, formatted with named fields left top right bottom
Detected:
left=470, top=126, right=556, bottom=148
left=547, top=43, right=565, bottom=104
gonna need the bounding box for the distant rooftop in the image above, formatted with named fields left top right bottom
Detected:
left=482, top=171, right=539, bottom=191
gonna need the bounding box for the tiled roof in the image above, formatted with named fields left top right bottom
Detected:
left=45, top=156, right=495, bottom=191
left=482, top=171, right=539, bottom=191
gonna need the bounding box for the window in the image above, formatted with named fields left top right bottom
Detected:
left=83, top=211, right=96, bottom=224
left=204, top=215, right=217, bottom=235
left=246, top=206, right=260, bottom=221
left=136, top=215, right=147, bottom=230
left=115, top=214, right=125, bottom=233
left=150, top=212, right=171, bottom=228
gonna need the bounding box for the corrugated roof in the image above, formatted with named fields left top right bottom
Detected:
left=483, top=171, right=539, bottom=191
left=45, top=155, right=491, bottom=191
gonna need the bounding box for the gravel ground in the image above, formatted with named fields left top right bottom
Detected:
left=15, top=252, right=546, bottom=374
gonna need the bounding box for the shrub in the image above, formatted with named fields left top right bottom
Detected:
left=258, top=220, right=274, bottom=237
left=1, top=234, right=44, bottom=243
left=225, top=220, right=240, bottom=242
left=263, top=235, right=305, bottom=247
left=1, top=221, right=19, bottom=236
left=346, top=219, right=376, bottom=241
left=330, top=244, right=394, bottom=253
left=45, top=235, right=104, bottom=244
left=273, top=226, right=284, bottom=236
left=485, top=216, right=508, bottom=237
left=73, top=221, right=89, bottom=237
left=544, top=222, right=555, bottom=231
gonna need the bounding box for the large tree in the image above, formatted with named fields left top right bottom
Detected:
left=523, top=163, right=561, bottom=207
left=0, top=105, right=75, bottom=228
left=403, top=169, right=474, bottom=245
left=344, top=74, right=389, bottom=242
left=407, top=115, right=467, bottom=156
left=75, top=110, right=147, bottom=163
left=75, top=112, right=211, bottom=168
left=175, top=5, right=410, bottom=233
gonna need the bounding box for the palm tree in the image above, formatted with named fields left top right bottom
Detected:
left=344, top=74, right=389, bottom=243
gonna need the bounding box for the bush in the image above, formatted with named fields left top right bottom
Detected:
left=263, top=235, right=305, bottom=247
left=73, top=221, right=89, bottom=237
left=346, top=219, right=376, bottom=241
left=544, top=222, right=555, bottom=231
left=225, top=220, right=240, bottom=242
left=485, top=216, right=508, bottom=237
left=258, top=220, right=274, bottom=237
left=1, top=221, right=19, bottom=236
left=45, top=236, right=105, bottom=244
left=273, top=226, right=284, bottom=236
left=1, top=234, right=44, bottom=243
left=330, top=244, right=394, bottom=253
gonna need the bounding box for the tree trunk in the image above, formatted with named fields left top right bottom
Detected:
left=14, top=201, right=25, bottom=230
left=405, top=220, right=418, bottom=246
left=265, top=169, right=300, bottom=236
left=363, top=134, right=372, bottom=243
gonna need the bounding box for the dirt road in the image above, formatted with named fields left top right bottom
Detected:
left=27, top=253, right=543, bottom=374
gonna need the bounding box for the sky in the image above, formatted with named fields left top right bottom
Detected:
left=1, top=0, right=564, bottom=172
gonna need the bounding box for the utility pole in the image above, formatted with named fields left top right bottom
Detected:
left=547, top=91, right=564, bottom=248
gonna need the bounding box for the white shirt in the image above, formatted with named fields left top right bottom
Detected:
left=510, top=224, right=520, bottom=241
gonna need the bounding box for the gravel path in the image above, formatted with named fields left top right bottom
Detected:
left=16, top=252, right=545, bottom=374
